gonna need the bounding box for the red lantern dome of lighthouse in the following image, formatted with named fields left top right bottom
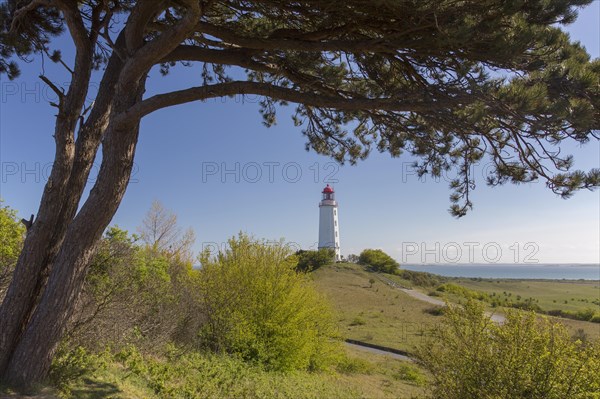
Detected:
left=321, top=184, right=335, bottom=201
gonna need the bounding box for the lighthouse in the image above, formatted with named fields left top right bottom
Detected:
left=318, top=184, right=341, bottom=261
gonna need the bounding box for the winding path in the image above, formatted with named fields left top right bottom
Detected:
left=377, top=275, right=506, bottom=324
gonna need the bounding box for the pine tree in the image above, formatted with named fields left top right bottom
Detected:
left=0, top=0, right=598, bottom=386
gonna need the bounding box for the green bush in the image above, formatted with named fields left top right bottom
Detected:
left=197, top=234, right=341, bottom=371
left=545, top=308, right=600, bottom=323
left=423, top=306, right=445, bottom=316
left=73, top=226, right=197, bottom=351
left=435, top=283, right=490, bottom=301
left=508, top=299, right=543, bottom=312
left=399, top=269, right=445, bottom=287
left=336, top=356, right=375, bottom=375
left=418, top=300, right=600, bottom=399
left=295, top=248, right=335, bottom=272
left=49, top=345, right=110, bottom=395
left=358, top=249, right=399, bottom=274
left=0, top=200, right=25, bottom=295
left=575, top=308, right=596, bottom=322
left=393, top=363, right=427, bottom=386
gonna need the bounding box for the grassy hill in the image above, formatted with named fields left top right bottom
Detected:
left=4, top=262, right=597, bottom=399
left=454, top=278, right=600, bottom=313
left=311, top=263, right=599, bottom=346
left=311, top=263, right=443, bottom=354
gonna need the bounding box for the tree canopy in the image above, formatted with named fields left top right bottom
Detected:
left=1, top=0, right=599, bottom=215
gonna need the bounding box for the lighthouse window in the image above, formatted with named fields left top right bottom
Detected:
left=335, top=231, right=338, bottom=237
left=334, top=210, right=336, bottom=216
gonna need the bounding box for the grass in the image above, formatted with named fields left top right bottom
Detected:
left=311, top=263, right=600, bottom=349
left=4, top=263, right=596, bottom=399
left=311, top=263, right=444, bottom=354
left=0, top=345, right=427, bottom=399
left=338, top=346, right=428, bottom=399
left=453, top=278, right=600, bottom=313
left=421, top=277, right=600, bottom=340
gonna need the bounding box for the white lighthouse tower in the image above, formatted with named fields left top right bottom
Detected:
left=318, top=184, right=341, bottom=261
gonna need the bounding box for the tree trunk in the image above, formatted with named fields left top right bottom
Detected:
left=1, top=79, right=146, bottom=386
left=0, top=31, right=127, bottom=380
left=0, top=1, right=196, bottom=384
left=0, top=74, right=89, bottom=377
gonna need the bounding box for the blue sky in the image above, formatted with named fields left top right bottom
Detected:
left=1, top=4, right=599, bottom=264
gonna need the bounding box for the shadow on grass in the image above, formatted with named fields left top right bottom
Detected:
left=67, top=378, right=120, bottom=399
left=1, top=378, right=121, bottom=399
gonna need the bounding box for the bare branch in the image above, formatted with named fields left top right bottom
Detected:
left=39, top=74, right=64, bottom=100
left=20, top=215, right=34, bottom=232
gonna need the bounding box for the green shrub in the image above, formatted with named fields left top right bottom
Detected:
left=358, top=249, right=399, bottom=274
left=392, top=363, right=427, bottom=386
left=0, top=200, right=25, bottom=295
left=197, top=234, right=341, bottom=371
left=399, top=270, right=445, bottom=287
left=336, top=356, right=375, bottom=375
left=49, top=345, right=110, bottom=395
left=575, top=308, right=596, bottom=322
left=73, top=226, right=197, bottom=351
left=418, top=300, right=600, bottom=399
left=508, top=299, right=542, bottom=312
left=295, top=248, right=335, bottom=272
left=435, top=283, right=490, bottom=301
left=546, top=308, right=600, bottom=323
left=423, top=306, right=445, bottom=316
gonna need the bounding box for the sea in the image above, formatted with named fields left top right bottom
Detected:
left=402, top=264, right=600, bottom=280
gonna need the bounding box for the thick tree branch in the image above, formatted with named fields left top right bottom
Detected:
left=121, top=1, right=201, bottom=84
left=118, top=81, right=446, bottom=124
left=125, top=0, right=168, bottom=53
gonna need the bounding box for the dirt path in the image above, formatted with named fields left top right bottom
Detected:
left=377, top=275, right=506, bottom=324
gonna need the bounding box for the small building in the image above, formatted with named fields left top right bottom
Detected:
left=318, top=184, right=341, bottom=261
